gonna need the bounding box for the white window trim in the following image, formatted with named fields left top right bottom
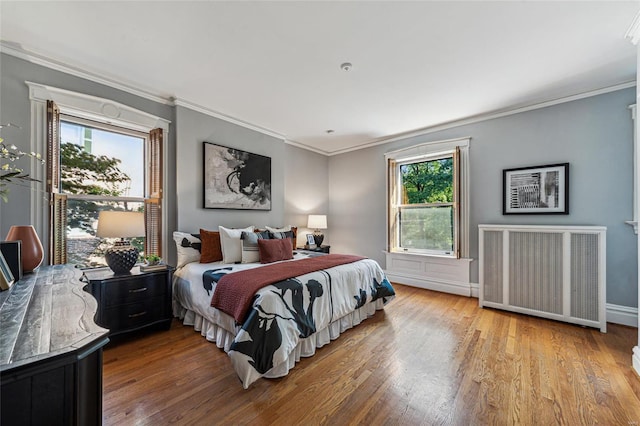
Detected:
left=26, top=81, right=171, bottom=261
left=385, top=137, right=470, bottom=258
left=626, top=104, right=637, bottom=234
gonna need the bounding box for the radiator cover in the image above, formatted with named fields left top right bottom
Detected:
left=479, top=225, right=606, bottom=332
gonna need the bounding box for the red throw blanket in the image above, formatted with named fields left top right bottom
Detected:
left=211, top=254, right=366, bottom=322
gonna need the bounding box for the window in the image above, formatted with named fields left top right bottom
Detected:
left=26, top=83, right=169, bottom=267
left=398, top=154, right=456, bottom=254
left=387, top=138, right=470, bottom=258
left=60, top=118, right=146, bottom=266
left=46, top=99, right=164, bottom=267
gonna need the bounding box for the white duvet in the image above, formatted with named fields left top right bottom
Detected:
left=173, top=253, right=395, bottom=388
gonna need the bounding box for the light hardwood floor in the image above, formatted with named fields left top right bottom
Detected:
left=103, top=284, right=640, bottom=425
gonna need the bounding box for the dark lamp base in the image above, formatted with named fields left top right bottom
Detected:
left=105, top=245, right=139, bottom=274
left=313, top=233, right=324, bottom=247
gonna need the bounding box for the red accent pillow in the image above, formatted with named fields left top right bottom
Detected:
left=258, top=238, right=293, bottom=264
left=200, top=229, right=223, bottom=263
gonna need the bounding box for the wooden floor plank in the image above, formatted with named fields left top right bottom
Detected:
left=102, top=284, right=640, bottom=425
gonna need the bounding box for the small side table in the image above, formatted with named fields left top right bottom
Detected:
left=83, top=265, right=174, bottom=337
left=297, top=245, right=330, bottom=254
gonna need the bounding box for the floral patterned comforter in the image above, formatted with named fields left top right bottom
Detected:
left=174, top=254, right=395, bottom=388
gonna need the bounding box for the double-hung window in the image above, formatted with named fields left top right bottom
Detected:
left=46, top=99, right=164, bottom=267
left=59, top=117, right=146, bottom=266
left=387, top=138, right=470, bottom=258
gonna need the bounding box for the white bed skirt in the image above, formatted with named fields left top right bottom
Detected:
left=173, top=298, right=386, bottom=380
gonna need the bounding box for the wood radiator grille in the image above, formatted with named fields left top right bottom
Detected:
left=479, top=225, right=606, bottom=332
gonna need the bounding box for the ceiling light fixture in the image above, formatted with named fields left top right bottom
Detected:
left=340, top=62, right=352, bottom=72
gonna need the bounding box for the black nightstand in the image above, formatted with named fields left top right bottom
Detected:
left=297, top=245, right=330, bottom=254
left=83, top=265, right=174, bottom=337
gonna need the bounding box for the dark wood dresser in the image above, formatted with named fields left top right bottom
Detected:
left=83, top=266, right=174, bottom=337
left=0, top=264, right=109, bottom=426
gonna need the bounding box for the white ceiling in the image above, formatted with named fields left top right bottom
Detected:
left=1, top=1, right=638, bottom=155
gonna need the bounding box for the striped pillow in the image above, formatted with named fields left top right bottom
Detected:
left=268, top=230, right=295, bottom=255
left=241, top=231, right=270, bottom=263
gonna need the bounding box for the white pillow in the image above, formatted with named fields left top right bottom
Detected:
left=173, top=231, right=201, bottom=268
left=219, top=225, right=255, bottom=264
left=265, top=225, right=292, bottom=233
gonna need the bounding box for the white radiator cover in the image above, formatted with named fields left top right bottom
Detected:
left=479, top=224, right=606, bottom=332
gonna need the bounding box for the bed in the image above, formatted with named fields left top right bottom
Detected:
left=171, top=229, right=395, bottom=388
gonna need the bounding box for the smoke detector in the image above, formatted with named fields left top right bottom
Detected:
left=340, top=62, right=352, bottom=72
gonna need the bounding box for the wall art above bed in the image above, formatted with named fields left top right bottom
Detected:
left=203, top=142, right=272, bottom=210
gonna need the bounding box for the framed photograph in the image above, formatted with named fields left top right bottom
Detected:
left=503, top=163, right=569, bottom=215
left=0, top=251, right=15, bottom=291
left=203, top=142, right=271, bottom=210
left=0, top=240, right=22, bottom=280
left=306, top=234, right=315, bottom=246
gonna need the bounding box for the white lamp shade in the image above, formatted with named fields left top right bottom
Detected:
left=96, top=211, right=145, bottom=238
left=307, top=214, right=327, bottom=230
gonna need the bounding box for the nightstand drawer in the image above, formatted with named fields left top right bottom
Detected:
left=103, top=274, right=167, bottom=307
left=84, top=266, right=174, bottom=338
left=102, top=296, right=167, bottom=331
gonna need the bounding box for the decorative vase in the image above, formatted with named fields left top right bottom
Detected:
left=6, top=225, right=44, bottom=273
left=104, top=241, right=138, bottom=274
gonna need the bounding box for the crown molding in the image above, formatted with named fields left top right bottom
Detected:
left=173, top=98, right=285, bottom=141
left=2, top=40, right=635, bottom=158
left=325, top=80, right=637, bottom=156
left=2, top=41, right=287, bottom=142
left=283, top=139, right=331, bottom=156
left=626, top=11, right=640, bottom=45
left=1, top=41, right=173, bottom=106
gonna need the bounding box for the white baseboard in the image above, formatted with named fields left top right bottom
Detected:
left=470, top=283, right=479, bottom=298
left=606, top=303, right=638, bottom=327
left=388, top=275, right=638, bottom=328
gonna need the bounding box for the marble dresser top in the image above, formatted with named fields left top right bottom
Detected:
left=0, top=264, right=109, bottom=372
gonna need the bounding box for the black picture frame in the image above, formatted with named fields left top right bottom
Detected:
left=203, top=142, right=272, bottom=210
left=0, top=251, right=15, bottom=291
left=0, top=240, right=22, bottom=280
left=503, top=163, right=569, bottom=215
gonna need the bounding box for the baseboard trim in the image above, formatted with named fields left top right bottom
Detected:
left=470, top=283, right=479, bottom=298
left=387, top=276, right=637, bottom=328
left=606, top=303, right=638, bottom=327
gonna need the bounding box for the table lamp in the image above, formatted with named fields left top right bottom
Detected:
left=307, top=214, right=327, bottom=246
left=97, top=211, right=144, bottom=274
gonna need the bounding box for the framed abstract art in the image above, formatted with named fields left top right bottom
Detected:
left=503, top=163, right=569, bottom=215
left=203, top=142, right=272, bottom=210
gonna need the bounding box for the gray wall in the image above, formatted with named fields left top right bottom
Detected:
left=0, top=53, right=177, bottom=259
left=174, top=105, right=286, bottom=238
left=2, top=52, right=636, bottom=307
left=284, top=144, right=329, bottom=247
left=328, top=88, right=638, bottom=307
